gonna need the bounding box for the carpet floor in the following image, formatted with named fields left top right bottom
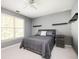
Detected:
left=1, top=43, right=77, bottom=59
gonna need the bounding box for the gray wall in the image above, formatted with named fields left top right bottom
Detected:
left=1, top=8, right=32, bottom=48
left=32, top=11, right=71, bottom=36
left=24, top=18, right=32, bottom=38
left=70, top=0, right=78, bottom=53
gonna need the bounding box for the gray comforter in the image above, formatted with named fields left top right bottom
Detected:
left=20, top=36, right=55, bottom=59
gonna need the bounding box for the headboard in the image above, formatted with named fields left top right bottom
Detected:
left=38, top=29, right=56, bottom=34
left=37, top=29, right=56, bottom=39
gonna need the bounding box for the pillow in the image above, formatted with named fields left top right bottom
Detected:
left=41, top=31, right=47, bottom=36
left=36, top=31, right=41, bottom=36
left=46, top=31, right=53, bottom=36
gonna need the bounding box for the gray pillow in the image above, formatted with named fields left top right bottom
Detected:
left=36, top=31, right=41, bottom=36
left=46, top=31, right=53, bottom=36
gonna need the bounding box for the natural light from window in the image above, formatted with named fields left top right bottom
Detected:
left=1, top=13, right=24, bottom=40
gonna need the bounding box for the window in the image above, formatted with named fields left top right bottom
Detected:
left=15, top=17, right=24, bottom=38
left=1, top=13, right=24, bottom=40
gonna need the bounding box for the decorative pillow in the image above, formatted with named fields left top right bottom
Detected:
left=40, top=31, right=47, bottom=36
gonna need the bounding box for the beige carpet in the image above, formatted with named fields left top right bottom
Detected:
left=1, top=43, right=77, bottom=59
left=51, top=45, right=77, bottom=59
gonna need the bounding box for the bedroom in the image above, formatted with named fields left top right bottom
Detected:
left=1, top=0, right=78, bottom=59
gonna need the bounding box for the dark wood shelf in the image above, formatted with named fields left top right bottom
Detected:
left=33, top=25, right=42, bottom=27
left=69, top=13, right=78, bottom=23
left=52, top=23, right=68, bottom=26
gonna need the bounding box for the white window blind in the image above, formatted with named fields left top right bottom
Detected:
left=1, top=13, right=24, bottom=40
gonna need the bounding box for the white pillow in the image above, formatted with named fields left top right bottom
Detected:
left=41, top=31, right=47, bottom=36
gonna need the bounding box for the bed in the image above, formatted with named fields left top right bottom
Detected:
left=20, top=29, right=56, bottom=59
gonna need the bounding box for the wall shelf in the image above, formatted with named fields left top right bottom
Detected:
left=52, top=23, right=68, bottom=26
left=69, top=13, right=78, bottom=23
left=33, top=25, right=42, bottom=27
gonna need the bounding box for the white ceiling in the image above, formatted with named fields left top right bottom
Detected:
left=1, top=0, right=75, bottom=18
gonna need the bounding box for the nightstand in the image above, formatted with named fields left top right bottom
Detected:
left=55, top=35, right=65, bottom=48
